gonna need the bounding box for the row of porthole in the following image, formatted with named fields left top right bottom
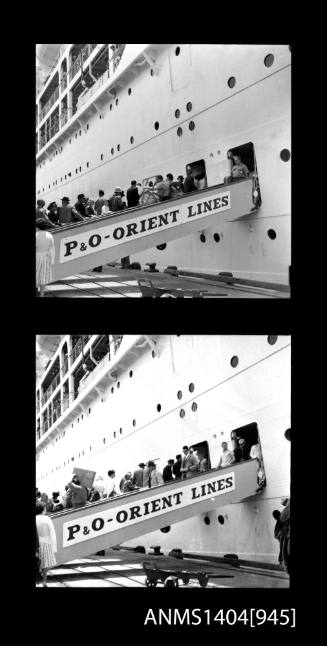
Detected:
left=227, top=54, right=276, bottom=90
left=159, top=513, right=225, bottom=533
left=199, top=229, right=278, bottom=243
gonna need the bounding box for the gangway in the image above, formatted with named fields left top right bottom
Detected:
left=49, top=178, right=257, bottom=283
left=50, top=459, right=259, bottom=567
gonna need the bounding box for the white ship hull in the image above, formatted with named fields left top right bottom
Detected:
left=36, top=44, right=291, bottom=285
left=36, top=335, right=291, bottom=564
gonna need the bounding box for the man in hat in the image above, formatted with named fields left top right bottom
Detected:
left=108, top=187, right=123, bottom=212
left=163, top=459, right=175, bottom=482
left=132, top=463, right=146, bottom=489
left=58, top=197, right=83, bottom=224
left=74, top=193, right=89, bottom=218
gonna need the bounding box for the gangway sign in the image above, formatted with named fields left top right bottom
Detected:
left=49, top=178, right=255, bottom=283
left=50, top=460, right=258, bottom=567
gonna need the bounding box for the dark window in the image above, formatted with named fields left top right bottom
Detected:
left=117, top=144, right=120, bottom=151
left=189, top=383, right=194, bottom=393
left=160, top=526, right=171, bottom=533
left=115, top=98, right=119, bottom=106
left=87, top=162, right=89, bottom=168
left=157, top=404, right=161, bottom=412
left=230, top=356, right=239, bottom=368
left=79, top=130, right=81, bottom=136
left=175, top=47, right=180, bottom=56
left=213, top=233, right=220, bottom=242
left=218, top=515, right=225, bottom=525
left=114, top=431, right=116, bottom=438
left=280, top=148, right=291, bottom=162
left=150, top=69, right=154, bottom=76
left=154, top=121, right=159, bottom=130
left=186, top=158, right=207, bottom=185
left=267, top=229, right=277, bottom=240
left=86, top=124, right=89, bottom=130
left=129, top=370, right=133, bottom=377
left=204, top=516, right=210, bottom=525
left=200, top=234, right=206, bottom=243
left=264, top=54, right=274, bottom=67
left=180, top=408, right=185, bottom=418
left=175, top=109, right=180, bottom=118
left=128, top=88, right=131, bottom=95
left=268, top=335, right=278, bottom=345
left=177, top=127, right=183, bottom=137
left=152, top=351, right=155, bottom=358
left=111, top=386, right=114, bottom=394
left=228, top=76, right=236, bottom=88
left=191, top=402, right=197, bottom=412
left=101, top=154, right=104, bottom=160
left=130, top=136, right=134, bottom=144
left=110, top=104, right=113, bottom=111
left=228, top=142, right=255, bottom=174
left=177, top=390, right=182, bottom=399
left=186, top=102, right=192, bottom=112
left=120, top=428, right=123, bottom=434
left=111, top=148, right=114, bottom=155
left=132, top=419, right=136, bottom=427
left=189, top=121, right=195, bottom=131
left=88, top=408, right=91, bottom=414
left=156, top=243, right=167, bottom=251
left=103, top=438, right=106, bottom=444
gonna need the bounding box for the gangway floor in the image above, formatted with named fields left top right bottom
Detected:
left=41, top=549, right=289, bottom=588
left=42, top=266, right=289, bottom=299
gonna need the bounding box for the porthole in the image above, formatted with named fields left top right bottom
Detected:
left=267, top=229, right=277, bottom=240
left=114, top=431, right=116, bottom=438
left=191, top=402, right=197, bottom=412
left=177, top=127, right=183, bottom=137
left=189, top=120, right=195, bottom=131
left=120, top=427, right=123, bottom=434
left=117, top=144, right=120, bottom=152
left=177, top=390, right=182, bottom=400
left=156, top=243, right=167, bottom=251
left=154, top=121, right=159, bottom=130
left=111, top=386, right=114, bottom=394
left=200, top=233, right=206, bottom=243
left=87, top=162, right=89, bottom=168
left=204, top=516, right=210, bottom=525
left=175, top=46, right=180, bottom=56
left=264, top=53, right=274, bottom=68
left=79, top=129, right=81, bottom=136
left=86, top=124, right=89, bottom=130
left=175, top=109, right=180, bottom=118
left=69, top=139, right=71, bottom=143
left=230, top=356, right=239, bottom=368
left=101, top=154, right=104, bottom=160
left=157, top=404, right=161, bottom=412
left=88, top=408, right=91, bottom=414
left=78, top=418, right=79, bottom=423
left=103, top=438, right=106, bottom=444
left=150, top=69, right=154, bottom=76
left=186, top=101, right=192, bottom=112
left=280, top=148, right=291, bottom=162
left=89, top=446, right=92, bottom=452
left=267, top=335, right=278, bottom=345
left=128, top=88, right=132, bottom=95
left=189, top=383, right=194, bottom=393
left=160, top=526, right=171, bottom=533
left=81, top=414, right=83, bottom=420
left=129, top=370, right=133, bottom=378
left=110, top=104, right=113, bottom=111
left=130, top=136, right=134, bottom=144
left=117, top=381, right=120, bottom=389
left=132, top=419, right=136, bottom=427
left=180, top=408, right=185, bottom=418
left=115, top=98, right=119, bottom=106
left=218, top=515, right=225, bottom=525
left=75, top=133, right=77, bottom=138
left=228, top=76, right=236, bottom=89
left=111, top=148, right=114, bottom=155
left=213, top=233, right=220, bottom=242
left=152, top=350, right=155, bottom=358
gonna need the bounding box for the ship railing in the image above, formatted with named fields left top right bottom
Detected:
left=76, top=69, right=108, bottom=110
left=71, top=335, right=92, bottom=364
left=61, top=357, right=69, bottom=376
left=60, top=74, right=67, bottom=91
left=69, top=45, right=98, bottom=82
left=60, top=111, right=68, bottom=127
left=62, top=396, right=70, bottom=412
left=78, top=352, right=110, bottom=392
left=40, top=86, right=60, bottom=122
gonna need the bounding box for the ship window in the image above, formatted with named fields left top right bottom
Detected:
left=79, top=130, right=81, bottom=136
left=228, top=142, right=255, bottom=175
left=186, top=102, right=192, bottom=112
left=157, top=404, right=161, bottom=412
left=103, top=438, right=106, bottom=444
left=152, top=350, right=155, bottom=358
left=204, top=516, right=210, bottom=525
left=200, top=234, right=206, bottom=243
left=280, top=148, right=291, bottom=162
left=177, top=127, right=183, bottom=137
left=175, top=109, right=180, bottom=118
left=150, top=69, right=154, bottom=76
left=117, top=144, right=120, bottom=151
left=267, top=229, right=277, bottom=240
left=114, top=431, right=116, bottom=438
left=218, top=515, right=225, bottom=525
left=132, top=419, right=136, bottom=427
left=230, top=356, right=239, bottom=367
left=110, top=104, right=113, bottom=111
left=213, top=233, right=220, bottom=242
left=267, top=335, right=278, bottom=345
left=191, top=402, right=197, bottom=412
left=175, top=46, right=181, bottom=56
left=154, top=121, right=159, bottom=130
left=87, top=162, right=89, bottom=168
left=111, top=386, right=114, bottom=393
left=128, top=88, right=132, bottom=95
left=264, top=53, right=274, bottom=67
left=228, top=76, right=236, bottom=88
left=88, top=408, right=91, bottom=414
left=156, top=243, right=167, bottom=251
left=120, top=427, right=123, bottom=434
left=130, top=136, right=134, bottom=144
left=115, top=98, right=119, bottom=106
left=129, top=370, right=133, bottom=377
left=160, top=526, right=171, bottom=533
left=117, top=381, right=120, bottom=389
left=189, top=120, right=195, bottom=131
left=230, top=422, right=261, bottom=461
left=87, top=124, right=89, bottom=130
left=101, top=154, right=104, bottom=160
left=111, top=148, right=114, bottom=155
left=177, top=390, right=182, bottom=399
left=180, top=408, right=185, bottom=418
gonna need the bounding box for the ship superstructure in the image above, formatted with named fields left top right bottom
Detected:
left=36, top=44, right=291, bottom=286
left=36, top=335, right=290, bottom=564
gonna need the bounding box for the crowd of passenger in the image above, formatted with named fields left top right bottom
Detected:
left=35, top=155, right=250, bottom=229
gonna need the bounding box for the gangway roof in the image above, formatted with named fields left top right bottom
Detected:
left=51, top=460, right=258, bottom=567
left=49, top=179, right=255, bottom=283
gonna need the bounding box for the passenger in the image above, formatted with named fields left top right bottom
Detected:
left=194, top=173, right=207, bottom=190
left=177, top=176, right=184, bottom=192
left=95, top=190, right=106, bottom=216
left=273, top=499, right=290, bottom=574
left=108, top=187, right=124, bottom=212
left=234, top=437, right=250, bottom=462
left=74, top=193, right=88, bottom=218
left=132, top=462, right=146, bottom=488
left=166, top=173, right=178, bottom=197
left=58, top=197, right=83, bottom=224
left=36, top=199, right=51, bottom=225
left=120, top=191, right=127, bottom=210
left=89, top=486, right=101, bottom=503
left=62, top=484, right=72, bottom=508
left=163, top=459, right=175, bottom=482
left=139, top=182, right=159, bottom=206
left=122, top=473, right=137, bottom=493
left=183, top=168, right=197, bottom=193
left=154, top=175, right=170, bottom=201
left=51, top=491, right=63, bottom=512
left=47, top=202, right=60, bottom=227
left=85, top=198, right=95, bottom=216
left=127, top=180, right=140, bottom=208
left=93, top=475, right=105, bottom=498
left=217, top=441, right=235, bottom=469
left=40, top=492, right=53, bottom=514
left=180, top=445, right=199, bottom=479
left=199, top=457, right=208, bottom=472
left=36, top=219, right=55, bottom=298
left=68, top=476, right=88, bottom=508
left=105, top=469, right=118, bottom=498
left=142, top=462, right=150, bottom=488
left=231, top=155, right=249, bottom=179
left=101, top=199, right=111, bottom=215
left=147, top=461, right=163, bottom=487
left=173, top=454, right=182, bottom=479
left=36, top=501, right=57, bottom=587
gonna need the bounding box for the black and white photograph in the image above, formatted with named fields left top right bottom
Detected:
left=35, top=334, right=291, bottom=589
left=35, top=44, right=291, bottom=298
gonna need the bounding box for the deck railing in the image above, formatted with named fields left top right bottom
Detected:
left=40, top=86, right=60, bottom=121
left=69, top=44, right=98, bottom=81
